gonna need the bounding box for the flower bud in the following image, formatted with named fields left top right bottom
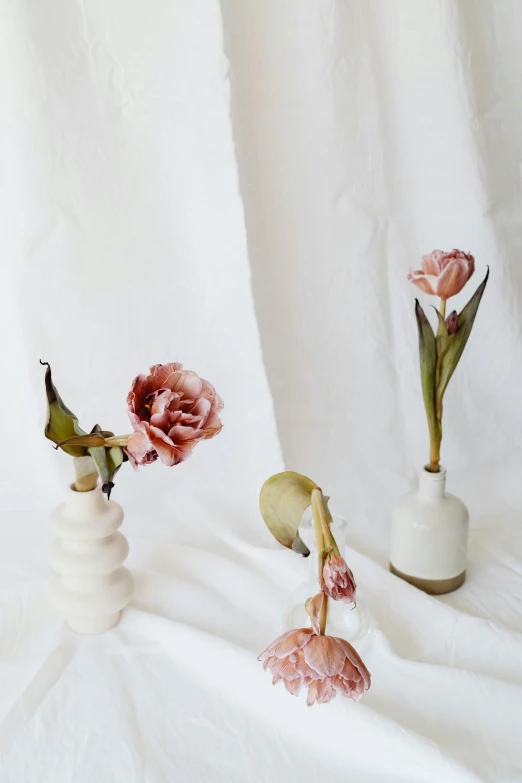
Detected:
left=446, top=310, right=459, bottom=334
left=321, top=555, right=357, bottom=603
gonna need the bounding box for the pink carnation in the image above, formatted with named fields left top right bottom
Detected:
left=125, top=363, right=223, bottom=468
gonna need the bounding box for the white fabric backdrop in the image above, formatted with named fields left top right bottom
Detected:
left=2, top=1, right=522, bottom=781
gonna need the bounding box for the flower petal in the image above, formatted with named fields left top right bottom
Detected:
left=150, top=363, right=183, bottom=384
left=316, top=677, right=337, bottom=704
left=305, top=592, right=326, bottom=635
left=190, top=397, right=212, bottom=421
left=258, top=630, right=296, bottom=661
left=336, top=637, right=371, bottom=689
left=167, top=424, right=200, bottom=443
left=151, top=389, right=176, bottom=417
left=303, top=635, right=345, bottom=677
left=421, top=250, right=444, bottom=275
left=260, top=628, right=314, bottom=660
left=284, top=677, right=304, bottom=696
left=306, top=681, right=319, bottom=707
left=407, top=270, right=438, bottom=296
left=127, top=374, right=149, bottom=414
left=125, top=430, right=155, bottom=470
left=437, top=258, right=470, bottom=299
left=167, top=370, right=203, bottom=398
left=144, top=425, right=184, bottom=466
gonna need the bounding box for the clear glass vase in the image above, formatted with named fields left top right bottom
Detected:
left=284, top=510, right=371, bottom=645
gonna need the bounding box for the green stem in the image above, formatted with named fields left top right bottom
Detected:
left=104, top=434, right=131, bottom=447
left=311, top=489, right=325, bottom=585
left=428, top=300, right=446, bottom=472
left=311, top=488, right=341, bottom=556
left=311, top=488, right=330, bottom=635
left=427, top=412, right=442, bottom=471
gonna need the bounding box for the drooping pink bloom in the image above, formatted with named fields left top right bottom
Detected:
left=125, top=363, right=223, bottom=468
left=258, top=627, right=371, bottom=706
left=408, top=249, right=475, bottom=300
left=321, top=555, right=357, bottom=603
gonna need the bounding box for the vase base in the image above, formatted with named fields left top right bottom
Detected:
left=389, top=563, right=466, bottom=595
left=66, top=611, right=121, bottom=634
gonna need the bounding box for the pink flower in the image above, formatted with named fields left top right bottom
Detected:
left=125, top=363, right=223, bottom=468
left=408, top=249, right=475, bottom=300
left=258, top=627, right=371, bottom=706
left=321, top=555, right=357, bottom=603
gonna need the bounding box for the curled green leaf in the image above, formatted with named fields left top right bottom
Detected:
left=259, top=471, right=319, bottom=556
left=42, top=361, right=88, bottom=457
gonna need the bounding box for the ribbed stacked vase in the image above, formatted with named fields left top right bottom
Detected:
left=49, top=484, right=134, bottom=634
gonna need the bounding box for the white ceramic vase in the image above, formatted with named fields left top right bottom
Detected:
left=390, top=466, right=469, bottom=595
left=285, top=512, right=370, bottom=645
left=49, top=484, right=134, bottom=633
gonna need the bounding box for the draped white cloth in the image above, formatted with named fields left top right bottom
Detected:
left=2, top=1, right=522, bottom=781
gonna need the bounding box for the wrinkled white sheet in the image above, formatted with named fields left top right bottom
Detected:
left=2, top=0, right=522, bottom=781
left=2, top=500, right=522, bottom=783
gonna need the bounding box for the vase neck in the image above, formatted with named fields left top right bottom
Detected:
left=418, top=467, right=447, bottom=501
left=63, top=484, right=108, bottom=517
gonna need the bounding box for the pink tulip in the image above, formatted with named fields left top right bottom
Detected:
left=321, top=555, right=357, bottom=603
left=125, top=362, right=223, bottom=468
left=408, top=249, right=475, bottom=300
left=258, top=627, right=371, bottom=706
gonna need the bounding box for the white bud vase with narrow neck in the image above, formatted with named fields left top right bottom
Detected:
left=390, top=466, right=469, bottom=595
left=284, top=512, right=371, bottom=645
left=49, top=484, right=134, bottom=633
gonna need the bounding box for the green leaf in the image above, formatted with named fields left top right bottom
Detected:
left=436, top=268, right=489, bottom=405
left=55, top=434, right=107, bottom=449
left=415, top=300, right=442, bottom=466
left=107, top=445, right=124, bottom=482
left=415, top=300, right=438, bottom=428
left=42, top=361, right=88, bottom=457
left=259, top=471, right=319, bottom=556
left=88, top=425, right=124, bottom=499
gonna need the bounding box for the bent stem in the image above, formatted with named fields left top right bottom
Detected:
left=311, top=489, right=325, bottom=585
left=311, top=488, right=341, bottom=556
left=311, top=488, right=334, bottom=635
